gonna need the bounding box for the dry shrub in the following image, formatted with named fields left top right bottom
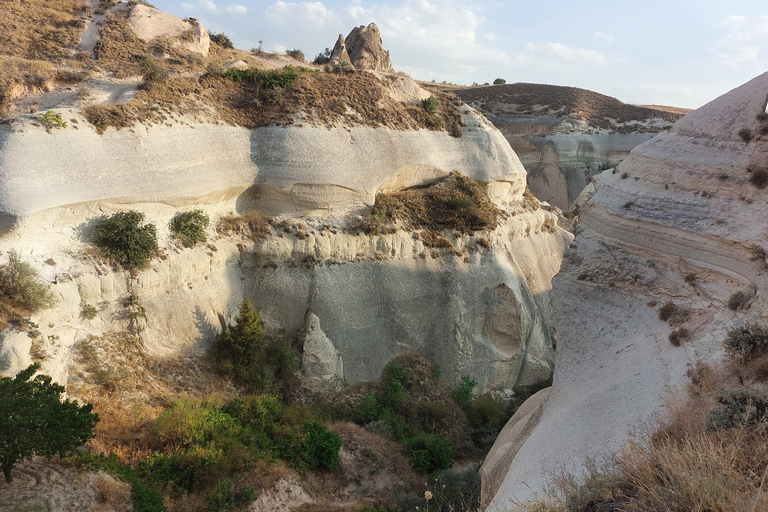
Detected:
left=92, top=471, right=132, bottom=509
left=668, top=327, right=690, bottom=346
left=216, top=213, right=272, bottom=241
left=739, top=128, right=754, bottom=143
left=729, top=290, right=751, bottom=311
left=657, top=301, right=689, bottom=326
left=361, top=172, right=499, bottom=236
left=750, top=169, right=768, bottom=189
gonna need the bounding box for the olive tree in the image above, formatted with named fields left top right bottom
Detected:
left=0, top=364, right=98, bottom=483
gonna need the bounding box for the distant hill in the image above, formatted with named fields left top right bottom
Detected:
left=430, top=82, right=688, bottom=132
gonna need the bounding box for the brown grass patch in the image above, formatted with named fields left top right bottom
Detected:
left=92, top=471, right=132, bottom=510
left=93, top=17, right=148, bottom=78
left=354, top=172, right=499, bottom=236
left=658, top=300, right=690, bottom=326
left=0, top=0, right=88, bottom=61
left=216, top=212, right=273, bottom=241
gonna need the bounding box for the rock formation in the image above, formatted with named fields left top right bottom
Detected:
left=454, top=84, right=686, bottom=209
left=485, top=71, right=768, bottom=507
left=328, top=23, right=394, bottom=72
left=302, top=314, right=344, bottom=387
left=328, top=34, right=352, bottom=68
left=127, top=4, right=210, bottom=57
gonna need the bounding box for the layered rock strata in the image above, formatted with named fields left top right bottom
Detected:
left=486, top=72, right=768, bottom=507
left=454, top=84, right=685, bottom=209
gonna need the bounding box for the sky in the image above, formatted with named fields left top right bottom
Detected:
left=147, top=0, right=768, bottom=109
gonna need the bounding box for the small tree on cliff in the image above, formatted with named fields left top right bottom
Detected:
left=213, top=298, right=296, bottom=395
left=0, top=364, right=98, bottom=483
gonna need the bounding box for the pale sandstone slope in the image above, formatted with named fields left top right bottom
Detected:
left=486, top=71, right=768, bottom=508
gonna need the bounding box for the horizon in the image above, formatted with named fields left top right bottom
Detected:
left=146, top=0, right=768, bottom=110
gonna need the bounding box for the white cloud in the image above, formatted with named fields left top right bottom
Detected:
left=265, top=1, right=337, bottom=28
left=226, top=4, right=247, bottom=14
left=182, top=0, right=219, bottom=13
left=518, top=42, right=608, bottom=67
left=347, top=0, right=510, bottom=70
left=714, top=14, right=768, bottom=70
left=593, top=31, right=614, bottom=43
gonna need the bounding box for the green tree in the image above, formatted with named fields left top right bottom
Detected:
left=493, top=78, right=506, bottom=85
left=0, top=364, right=98, bottom=483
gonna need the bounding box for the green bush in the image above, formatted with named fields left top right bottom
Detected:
left=0, top=251, right=56, bottom=316
left=724, top=324, right=768, bottom=362
left=405, top=433, right=452, bottom=473
left=313, top=48, right=331, bottom=65
left=40, top=110, right=67, bottom=129
left=206, top=479, right=255, bottom=511
left=422, top=95, right=439, bottom=114
left=222, top=66, right=299, bottom=90
left=303, top=421, right=342, bottom=470
left=169, top=209, right=209, bottom=247
left=493, top=78, right=506, bottom=85
left=209, top=32, right=234, bottom=49
left=78, top=453, right=164, bottom=512
left=94, top=211, right=158, bottom=269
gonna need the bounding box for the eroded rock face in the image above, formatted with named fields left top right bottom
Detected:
left=128, top=4, right=210, bottom=57
left=329, top=23, right=394, bottom=72
left=487, top=71, right=768, bottom=508
left=302, top=314, right=344, bottom=387
left=454, top=84, right=685, bottom=209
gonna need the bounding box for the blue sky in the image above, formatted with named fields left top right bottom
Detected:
left=148, top=0, right=768, bottom=109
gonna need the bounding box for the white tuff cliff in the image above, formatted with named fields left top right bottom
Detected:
left=485, top=71, right=768, bottom=507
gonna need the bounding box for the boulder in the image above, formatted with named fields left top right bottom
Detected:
left=128, top=5, right=210, bottom=57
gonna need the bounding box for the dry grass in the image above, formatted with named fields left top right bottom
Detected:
left=83, top=65, right=466, bottom=135
left=0, top=0, right=88, bottom=61
left=352, top=172, right=500, bottom=237
left=93, top=17, right=147, bottom=78
left=535, top=363, right=768, bottom=512
left=216, top=212, right=273, bottom=241
left=91, top=471, right=132, bottom=511
left=70, top=332, right=235, bottom=464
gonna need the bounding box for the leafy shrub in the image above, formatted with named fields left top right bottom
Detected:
left=40, top=110, right=67, bottom=129
left=724, top=324, right=768, bottom=362
left=285, top=49, right=305, bottom=62
left=169, top=209, right=209, bottom=247
left=154, top=398, right=238, bottom=449
left=303, top=421, right=342, bottom=470
left=139, top=57, right=166, bottom=84
left=706, top=387, right=768, bottom=431
left=0, top=251, right=56, bottom=318
left=422, top=95, right=439, bottom=114
left=750, top=169, right=768, bottom=189
left=493, top=78, right=506, bottom=85
left=453, top=375, right=477, bottom=408
left=94, top=211, right=158, bottom=269
left=405, top=433, right=452, bottom=473
left=209, top=32, right=234, bottom=49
